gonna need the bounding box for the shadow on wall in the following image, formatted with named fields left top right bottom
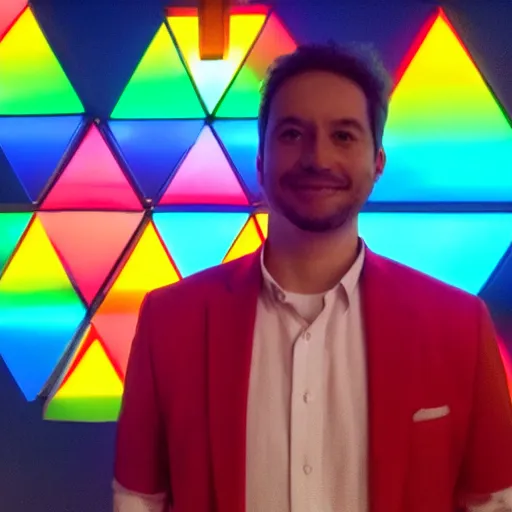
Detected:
left=0, top=356, right=116, bottom=512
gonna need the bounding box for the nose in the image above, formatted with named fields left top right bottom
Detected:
left=301, top=132, right=333, bottom=171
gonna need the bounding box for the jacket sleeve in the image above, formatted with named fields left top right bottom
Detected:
left=459, top=298, right=512, bottom=502
left=114, top=293, right=170, bottom=501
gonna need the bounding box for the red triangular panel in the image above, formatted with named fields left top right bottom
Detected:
left=39, top=211, right=144, bottom=305
left=0, top=2, right=27, bottom=41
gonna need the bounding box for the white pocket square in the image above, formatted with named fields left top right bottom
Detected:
left=413, top=405, right=450, bottom=422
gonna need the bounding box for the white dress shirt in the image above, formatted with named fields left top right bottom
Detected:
left=245, top=245, right=368, bottom=512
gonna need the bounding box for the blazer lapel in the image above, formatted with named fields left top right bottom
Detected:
left=362, top=250, right=417, bottom=512
left=207, top=251, right=262, bottom=512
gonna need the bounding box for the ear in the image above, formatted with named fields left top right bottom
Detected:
left=375, top=147, right=386, bottom=181
left=257, top=152, right=264, bottom=185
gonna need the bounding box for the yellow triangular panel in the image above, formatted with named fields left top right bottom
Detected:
left=45, top=339, right=123, bottom=422
left=255, top=213, right=268, bottom=239
left=57, top=340, right=122, bottom=398
left=224, top=216, right=263, bottom=263
left=168, top=11, right=266, bottom=113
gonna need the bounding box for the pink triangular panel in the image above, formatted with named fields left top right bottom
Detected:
left=0, top=1, right=26, bottom=40
left=159, top=126, right=249, bottom=206
left=41, top=125, right=142, bottom=210
left=39, top=211, right=144, bottom=305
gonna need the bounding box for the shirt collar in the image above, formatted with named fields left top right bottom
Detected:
left=260, top=239, right=365, bottom=304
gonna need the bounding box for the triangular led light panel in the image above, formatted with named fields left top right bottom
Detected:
left=159, top=126, right=249, bottom=206
left=153, top=211, right=249, bottom=278
left=216, top=13, right=296, bottom=118
left=108, top=119, right=204, bottom=201
left=224, top=216, right=263, bottom=263
left=255, top=212, right=268, bottom=239
left=213, top=120, right=260, bottom=202
left=479, top=247, right=512, bottom=318
left=44, top=325, right=123, bottom=422
left=167, top=7, right=266, bottom=114
left=0, top=116, right=83, bottom=201
left=0, top=0, right=26, bottom=41
left=93, top=221, right=180, bottom=377
left=0, top=147, right=30, bottom=205
left=359, top=212, right=512, bottom=294
left=371, top=10, right=512, bottom=202
left=0, top=7, right=84, bottom=115
left=111, top=23, right=204, bottom=119
left=39, top=211, right=144, bottom=305
left=0, top=215, right=86, bottom=400
left=498, top=340, right=512, bottom=399
left=0, top=212, right=32, bottom=275
left=41, top=125, right=142, bottom=211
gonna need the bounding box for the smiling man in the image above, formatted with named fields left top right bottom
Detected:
left=113, top=44, right=512, bottom=512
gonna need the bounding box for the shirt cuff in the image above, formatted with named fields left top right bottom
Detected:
left=112, top=479, right=168, bottom=512
left=466, top=487, right=512, bottom=511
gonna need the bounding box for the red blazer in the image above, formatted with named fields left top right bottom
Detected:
left=115, top=247, right=512, bottom=512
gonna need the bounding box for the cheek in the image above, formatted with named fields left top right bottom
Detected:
left=263, top=156, right=290, bottom=185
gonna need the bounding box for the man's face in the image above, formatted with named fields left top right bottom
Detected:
left=258, top=70, right=384, bottom=233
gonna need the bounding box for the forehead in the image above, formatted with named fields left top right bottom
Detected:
left=268, top=70, right=369, bottom=126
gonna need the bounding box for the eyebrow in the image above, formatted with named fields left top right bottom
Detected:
left=273, top=116, right=304, bottom=131
left=330, top=118, right=366, bottom=134
left=272, top=116, right=366, bottom=134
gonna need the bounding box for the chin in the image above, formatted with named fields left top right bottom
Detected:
left=288, top=213, right=351, bottom=233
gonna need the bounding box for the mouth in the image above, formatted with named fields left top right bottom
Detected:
left=289, top=182, right=347, bottom=193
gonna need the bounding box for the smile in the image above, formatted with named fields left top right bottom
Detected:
left=294, top=185, right=342, bottom=190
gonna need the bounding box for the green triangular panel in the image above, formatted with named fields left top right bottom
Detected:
left=0, top=7, right=83, bottom=115
left=215, top=13, right=296, bottom=118
left=111, top=23, right=205, bottom=119
left=0, top=212, right=32, bottom=274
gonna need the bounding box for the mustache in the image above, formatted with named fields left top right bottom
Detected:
left=280, top=167, right=352, bottom=189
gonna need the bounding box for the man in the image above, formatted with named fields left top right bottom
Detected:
left=113, top=44, right=512, bottom=512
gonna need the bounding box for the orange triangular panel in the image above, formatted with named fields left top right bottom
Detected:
left=93, top=221, right=180, bottom=377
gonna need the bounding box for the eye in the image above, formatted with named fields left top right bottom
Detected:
left=279, top=128, right=302, bottom=141
left=333, top=130, right=355, bottom=142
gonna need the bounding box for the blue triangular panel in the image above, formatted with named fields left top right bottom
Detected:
left=0, top=325, right=84, bottom=401
left=153, top=211, right=249, bottom=277
left=108, top=120, right=204, bottom=201
left=213, top=120, right=260, bottom=203
left=480, top=246, right=512, bottom=311
left=0, top=147, right=30, bottom=205
left=370, top=139, right=512, bottom=202
left=0, top=116, right=83, bottom=202
left=359, top=213, right=512, bottom=294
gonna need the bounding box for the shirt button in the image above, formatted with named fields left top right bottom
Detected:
left=303, top=465, right=312, bottom=475
left=303, top=392, right=312, bottom=403
left=304, top=331, right=311, bottom=341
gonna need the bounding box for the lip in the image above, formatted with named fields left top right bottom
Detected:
left=289, top=186, right=345, bottom=199
left=289, top=182, right=346, bottom=190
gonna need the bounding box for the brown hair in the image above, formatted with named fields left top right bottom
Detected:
left=258, top=42, right=392, bottom=155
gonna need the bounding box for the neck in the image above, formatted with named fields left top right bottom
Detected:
left=263, top=214, right=361, bottom=294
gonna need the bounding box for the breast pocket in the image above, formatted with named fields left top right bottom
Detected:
left=406, top=416, right=456, bottom=512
